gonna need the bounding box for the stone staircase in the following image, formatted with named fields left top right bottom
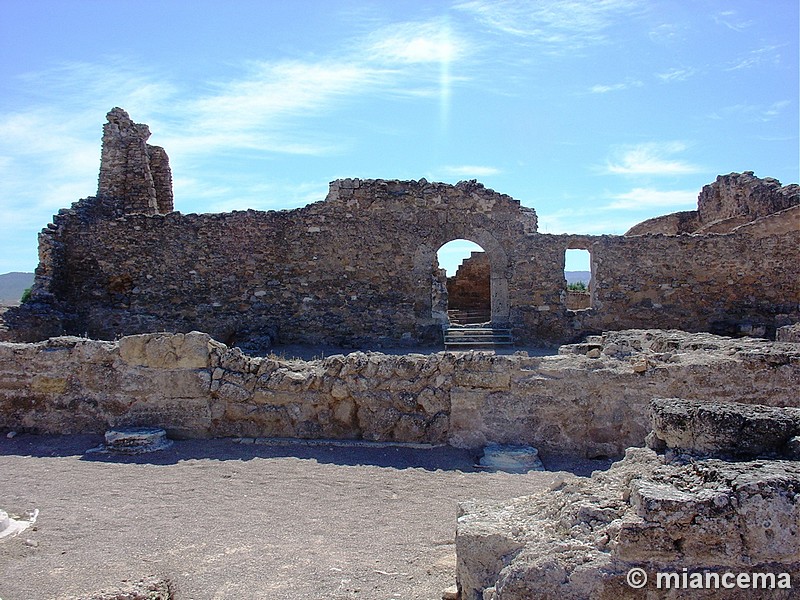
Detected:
left=444, top=326, right=513, bottom=349
left=447, top=308, right=491, bottom=326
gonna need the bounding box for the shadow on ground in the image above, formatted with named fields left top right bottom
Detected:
left=0, top=433, right=614, bottom=476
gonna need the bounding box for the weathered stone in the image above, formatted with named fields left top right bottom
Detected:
left=777, top=322, right=800, bottom=342
left=118, top=331, right=211, bottom=369
left=441, top=585, right=459, bottom=600
left=649, top=398, right=800, bottom=458
left=447, top=251, right=491, bottom=323
left=478, top=444, right=544, bottom=473
left=56, top=576, right=172, bottom=600
left=100, top=427, right=173, bottom=454
left=626, top=171, right=799, bottom=235
left=455, top=448, right=800, bottom=600
left=97, top=108, right=172, bottom=216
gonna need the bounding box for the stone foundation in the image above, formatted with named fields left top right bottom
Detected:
left=1, top=329, right=797, bottom=457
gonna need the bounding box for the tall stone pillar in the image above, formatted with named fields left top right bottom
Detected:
left=97, top=107, right=173, bottom=215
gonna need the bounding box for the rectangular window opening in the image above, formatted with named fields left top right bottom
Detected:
left=565, top=248, right=592, bottom=311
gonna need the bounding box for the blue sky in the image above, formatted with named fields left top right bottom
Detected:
left=1, top=0, right=797, bottom=275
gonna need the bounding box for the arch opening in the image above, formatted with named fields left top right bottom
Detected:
left=433, top=239, right=491, bottom=326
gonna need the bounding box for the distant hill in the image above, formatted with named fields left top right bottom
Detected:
left=565, top=271, right=591, bottom=284
left=0, top=272, right=34, bottom=305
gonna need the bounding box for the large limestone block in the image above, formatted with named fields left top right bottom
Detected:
left=777, top=323, right=800, bottom=342
left=118, top=332, right=211, bottom=369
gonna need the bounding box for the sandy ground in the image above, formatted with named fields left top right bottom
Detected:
left=0, top=434, right=610, bottom=600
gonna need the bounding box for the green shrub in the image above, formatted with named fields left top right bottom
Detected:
left=567, top=281, right=587, bottom=292
left=20, top=287, right=32, bottom=303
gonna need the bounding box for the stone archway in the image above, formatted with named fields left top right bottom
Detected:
left=413, top=228, right=510, bottom=329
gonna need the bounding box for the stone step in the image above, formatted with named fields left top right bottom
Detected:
left=444, top=327, right=513, bottom=348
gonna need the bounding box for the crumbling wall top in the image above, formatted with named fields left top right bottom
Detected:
left=324, top=177, right=537, bottom=231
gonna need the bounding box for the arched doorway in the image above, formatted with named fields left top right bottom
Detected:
left=412, top=228, right=510, bottom=335
left=434, top=240, right=491, bottom=325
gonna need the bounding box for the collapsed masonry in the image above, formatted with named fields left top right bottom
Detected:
left=2, top=108, right=798, bottom=349
left=455, top=398, right=800, bottom=600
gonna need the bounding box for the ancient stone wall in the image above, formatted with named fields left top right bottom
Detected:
left=3, top=110, right=798, bottom=348
left=576, top=222, right=799, bottom=338
left=1, top=330, right=797, bottom=457
left=447, top=251, right=490, bottom=311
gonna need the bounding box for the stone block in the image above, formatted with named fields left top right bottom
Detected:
left=118, top=332, right=211, bottom=369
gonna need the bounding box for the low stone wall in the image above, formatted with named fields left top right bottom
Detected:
left=1, top=330, right=798, bottom=456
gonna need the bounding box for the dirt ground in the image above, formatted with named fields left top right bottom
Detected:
left=0, top=434, right=610, bottom=600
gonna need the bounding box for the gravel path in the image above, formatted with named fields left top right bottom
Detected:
left=0, top=434, right=607, bottom=600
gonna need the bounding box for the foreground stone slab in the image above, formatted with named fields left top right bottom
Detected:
left=456, top=448, right=799, bottom=599
left=93, top=427, right=173, bottom=454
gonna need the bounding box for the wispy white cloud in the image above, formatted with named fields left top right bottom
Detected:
left=603, top=142, right=702, bottom=175
left=171, top=60, right=388, bottom=157
left=589, top=79, right=643, bottom=93
left=538, top=186, right=697, bottom=233
left=185, top=180, right=329, bottom=214
left=657, top=67, right=697, bottom=82
left=2, top=14, right=477, bottom=169
left=604, top=187, right=697, bottom=210
left=538, top=208, right=644, bottom=235
left=0, top=13, right=478, bottom=270
left=726, top=45, right=782, bottom=71
left=438, top=165, right=501, bottom=178
left=709, top=100, right=792, bottom=123
left=648, top=23, right=685, bottom=44
left=366, top=19, right=466, bottom=64
left=362, top=18, right=470, bottom=130
left=454, top=0, right=643, bottom=49
left=713, top=10, right=753, bottom=32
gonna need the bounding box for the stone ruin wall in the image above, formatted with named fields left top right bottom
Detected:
left=626, top=170, right=799, bottom=235
left=1, top=329, right=797, bottom=458
left=3, top=109, right=799, bottom=349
